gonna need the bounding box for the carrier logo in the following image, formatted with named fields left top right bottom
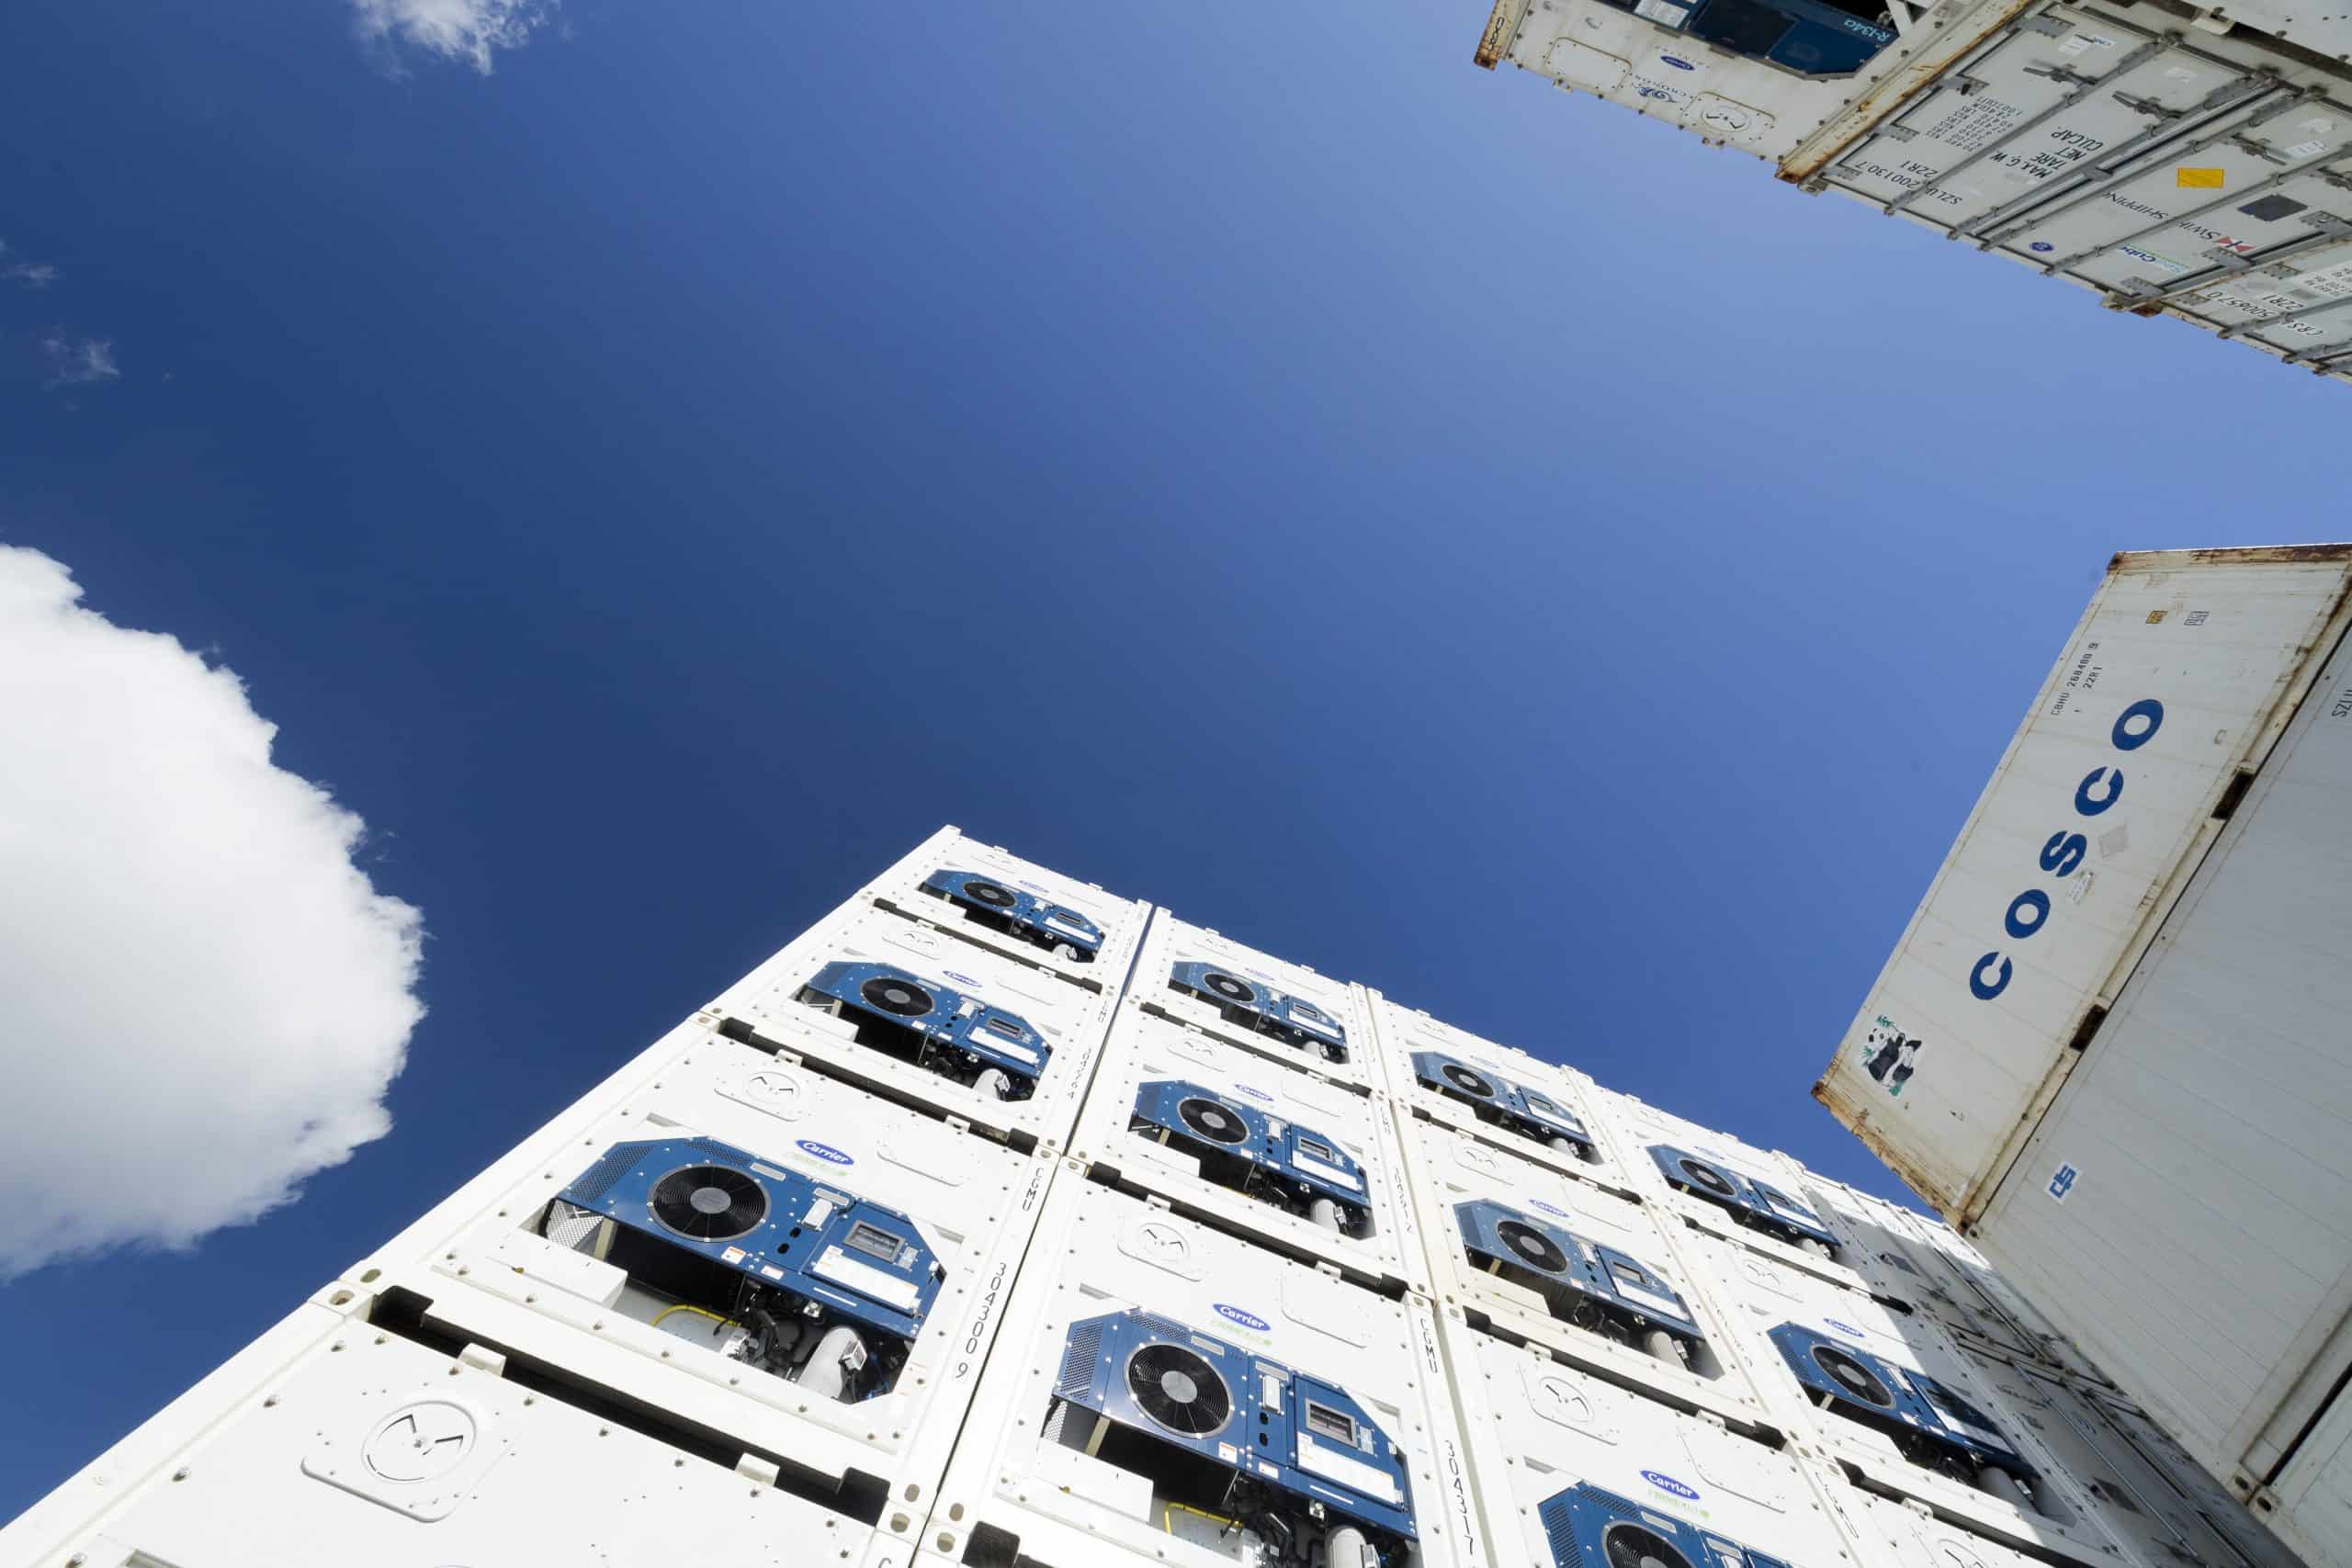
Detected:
left=1532, top=1200, right=1572, bottom=1219
left=1235, top=1085, right=1275, bottom=1102
left=944, top=970, right=982, bottom=989
left=1660, top=53, right=1697, bottom=69
left=1213, top=1303, right=1271, bottom=1332
left=1643, top=1471, right=1702, bottom=1500
left=797, top=1140, right=854, bottom=1166
left=1825, top=1317, right=1866, bottom=1338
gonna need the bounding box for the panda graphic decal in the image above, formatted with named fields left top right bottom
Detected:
left=1862, top=1020, right=1925, bottom=1099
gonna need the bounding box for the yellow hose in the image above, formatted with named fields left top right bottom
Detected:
left=650, top=1303, right=735, bottom=1333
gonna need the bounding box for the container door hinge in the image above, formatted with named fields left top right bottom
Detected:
left=736, top=1454, right=781, bottom=1488
left=1145, top=1193, right=1172, bottom=1213
left=1316, top=1261, right=1343, bottom=1280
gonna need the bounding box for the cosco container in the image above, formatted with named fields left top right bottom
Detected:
left=1819, top=542, right=2352, bottom=1567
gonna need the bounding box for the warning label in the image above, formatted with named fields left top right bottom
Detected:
left=2177, top=167, right=2226, bottom=188
left=1917, top=95, right=2027, bottom=153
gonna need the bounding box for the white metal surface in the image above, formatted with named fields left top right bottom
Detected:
left=714, top=897, right=1124, bottom=1151
left=925, top=1177, right=1485, bottom=1568
left=1603, top=1092, right=1870, bottom=1294
left=861, top=825, right=1151, bottom=996
left=1481, top=0, right=2352, bottom=385
left=1703, top=1232, right=2116, bottom=1562
left=340, top=1032, right=1055, bottom=1542
left=1069, top=1008, right=1427, bottom=1294
left=1436, top=1305, right=1870, bottom=1568
left=1970, top=592, right=2352, bottom=1499
left=1964, top=1353, right=2312, bottom=1568
left=1366, top=995, right=1634, bottom=1195
left=1397, top=1116, right=1767, bottom=1434
left=1132, top=913, right=1381, bottom=1095
left=1820, top=546, right=2352, bottom=1221
left=0, top=1295, right=910, bottom=1568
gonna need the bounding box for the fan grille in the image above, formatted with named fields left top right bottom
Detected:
left=1811, top=1344, right=1895, bottom=1408
left=1499, top=1219, right=1571, bottom=1275
left=1125, top=1343, right=1231, bottom=1437
left=861, top=975, right=936, bottom=1018
left=963, top=879, right=1017, bottom=908
left=1177, top=1097, right=1250, bottom=1145
left=1603, top=1521, right=1694, bottom=1568
left=1678, top=1157, right=1737, bottom=1199
left=650, top=1165, right=768, bottom=1241
left=1203, top=971, right=1256, bottom=1004
left=1442, top=1063, right=1498, bottom=1099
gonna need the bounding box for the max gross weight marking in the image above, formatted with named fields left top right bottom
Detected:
left=1969, top=697, right=2163, bottom=1002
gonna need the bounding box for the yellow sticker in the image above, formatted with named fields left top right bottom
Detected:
left=2177, top=167, right=2226, bottom=188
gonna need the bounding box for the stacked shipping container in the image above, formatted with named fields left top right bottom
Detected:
left=0, top=824, right=2311, bottom=1568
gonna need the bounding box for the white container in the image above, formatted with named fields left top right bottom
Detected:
left=339, top=1028, right=1056, bottom=1555
left=1435, top=1304, right=1870, bottom=1568
left=0, top=1292, right=910, bottom=1568
left=1820, top=546, right=2352, bottom=1522
left=1962, top=1353, right=2312, bottom=1568
left=1702, top=1232, right=2118, bottom=1561
left=1130, top=913, right=1380, bottom=1095
left=713, top=897, right=1123, bottom=1151
left=859, top=825, right=1151, bottom=997
left=1366, top=995, right=1633, bottom=1196
left=1069, top=1009, right=1427, bottom=1295
left=925, top=1178, right=1485, bottom=1568
left=1600, top=1092, right=1868, bottom=1293
left=1397, top=1116, right=1766, bottom=1434
left=1477, top=0, right=2352, bottom=386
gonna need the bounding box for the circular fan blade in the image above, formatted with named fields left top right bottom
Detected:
left=1603, top=1521, right=1694, bottom=1568
left=1498, top=1219, right=1571, bottom=1274
left=1125, top=1343, right=1232, bottom=1437
left=963, top=879, right=1017, bottom=908
left=650, top=1165, right=769, bottom=1241
left=1202, top=971, right=1256, bottom=1004
left=1811, top=1344, right=1895, bottom=1408
left=1678, top=1158, right=1736, bottom=1198
left=860, top=976, right=936, bottom=1018
left=1177, top=1097, right=1250, bottom=1145
left=1442, top=1063, right=1497, bottom=1099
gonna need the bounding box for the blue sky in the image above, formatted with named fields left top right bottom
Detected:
left=1, top=0, right=2343, bottom=1516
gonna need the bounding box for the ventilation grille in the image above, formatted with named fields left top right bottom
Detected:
left=1057, top=1320, right=1105, bottom=1400
left=570, top=1145, right=645, bottom=1204
left=1538, top=1491, right=1586, bottom=1568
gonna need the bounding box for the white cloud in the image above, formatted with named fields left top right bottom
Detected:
left=6, top=263, right=61, bottom=289
left=349, top=0, right=555, bottom=73
left=0, top=548, right=425, bottom=1278
left=40, top=335, right=119, bottom=388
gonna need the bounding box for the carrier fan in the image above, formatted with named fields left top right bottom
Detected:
left=919, top=868, right=1103, bottom=962
left=1167, top=960, right=1349, bottom=1062
left=1044, top=1307, right=1416, bottom=1568
left=1411, top=1050, right=1598, bottom=1162
left=538, top=1135, right=944, bottom=1402
left=1454, top=1199, right=1705, bottom=1369
left=796, top=959, right=1047, bottom=1099
left=1770, top=1322, right=2063, bottom=1517
left=1537, top=1482, right=1795, bottom=1568
left=1648, top=1145, right=1838, bottom=1258
left=1129, top=1079, right=1372, bottom=1236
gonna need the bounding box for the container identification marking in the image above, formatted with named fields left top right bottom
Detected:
left=2048, top=1163, right=2080, bottom=1202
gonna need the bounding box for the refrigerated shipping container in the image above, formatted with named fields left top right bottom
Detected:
left=1817, top=543, right=2352, bottom=1566
left=1477, top=0, right=2352, bottom=386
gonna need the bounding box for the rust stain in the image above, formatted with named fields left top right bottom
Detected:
left=1476, top=0, right=1526, bottom=69
left=1780, top=0, right=2045, bottom=183
left=1815, top=1077, right=1961, bottom=1215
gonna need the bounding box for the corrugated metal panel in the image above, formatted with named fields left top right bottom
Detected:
left=1816, top=545, right=2352, bottom=1219
left=1973, top=603, right=2352, bottom=1489
left=1479, top=0, right=2352, bottom=384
